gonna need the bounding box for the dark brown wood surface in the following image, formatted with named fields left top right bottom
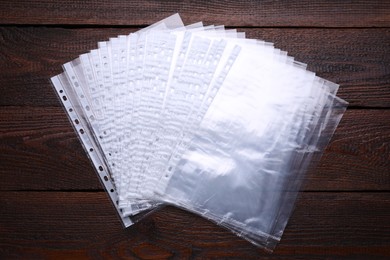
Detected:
left=0, top=1, right=389, bottom=259
left=0, top=0, right=390, bottom=27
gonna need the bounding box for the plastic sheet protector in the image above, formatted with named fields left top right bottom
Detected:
left=50, top=13, right=348, bottom=252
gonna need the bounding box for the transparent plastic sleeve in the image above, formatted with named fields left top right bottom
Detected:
left=158, top=39, right=348, bottom=250
left=48, top=14, right=348, bottom=252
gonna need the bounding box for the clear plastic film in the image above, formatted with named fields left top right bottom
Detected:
left=139, top=29, right=245, bottom=199
left=49, top=13, right=348, bottom=252
left=124, top=25, right=244, bottom=206
left=160, top=41, right=348, bottom=250
left=162, top=94, right=346, bottom=250
left=51, top=73, right=133, bottom=226
left=52, top=14, right=186, bottom=222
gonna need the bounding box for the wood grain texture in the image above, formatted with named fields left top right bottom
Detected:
left=0, top=0, right=390, bottom=27
left=0, top=1, right=389, bottom=258
left=0, top=191, right=389, bottom=259
left=1, top=107, right=389, bottom=191
left=0, top=27, right=389, bottom=107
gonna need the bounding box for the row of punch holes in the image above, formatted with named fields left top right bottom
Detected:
left=57, top=87, right=116, bottom=198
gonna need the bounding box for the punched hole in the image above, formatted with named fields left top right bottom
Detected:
left=98, top=166, right=103, bottom=171
left=79, top=129, right=84, bottom=134
left=89, top=148, right=93, bottom=152
left=104, top=176, right=109, bottom=181
left=62, top=96, right=67, bottom=101
left=74, top=119, right=79, bottom=124
left=59, top=90, right=63, bottom=93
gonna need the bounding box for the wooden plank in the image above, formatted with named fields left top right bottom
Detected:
left=0, top=107, right=102, bottom=190
left=0, top=27, right=389, bottom=108
left=0, top=1, right=390, bottom=27
left=0, top=107, right=389, bottom=191
left=0, top=191, right=388, bottom=258
left=305, top=109, right=390, bottom=191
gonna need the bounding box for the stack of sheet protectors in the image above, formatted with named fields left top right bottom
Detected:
left=50, top=13, right=348, bottom=251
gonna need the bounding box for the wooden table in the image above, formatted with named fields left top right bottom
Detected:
left=0, top=1, right=389, bottom=259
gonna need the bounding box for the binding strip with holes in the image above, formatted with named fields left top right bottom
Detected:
left=51, top=74, right=133, bottom=227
